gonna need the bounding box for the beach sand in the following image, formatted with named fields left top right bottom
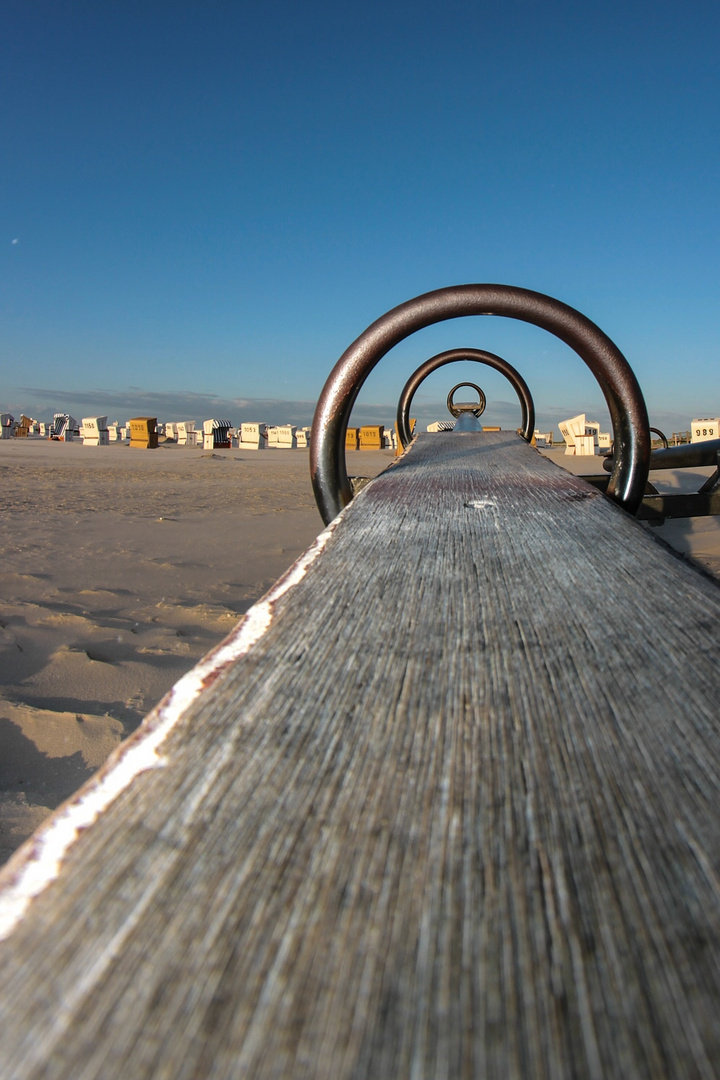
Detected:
left=0, top=438, right=392, bottom=863
left=1, top=437, right=719, bottom=864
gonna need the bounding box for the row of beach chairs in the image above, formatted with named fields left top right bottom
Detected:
left=4, top=414, right=394, bottom=449
left=1, top=415, right=485, bottom=453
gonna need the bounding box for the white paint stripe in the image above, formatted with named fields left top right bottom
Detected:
left=0, top=518, right=338, bottom=941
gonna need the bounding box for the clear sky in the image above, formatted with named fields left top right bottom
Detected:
left=2, top=0, right=719, bottom=434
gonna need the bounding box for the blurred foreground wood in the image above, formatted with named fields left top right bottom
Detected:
left=0, top=432, right=718, bottom=1078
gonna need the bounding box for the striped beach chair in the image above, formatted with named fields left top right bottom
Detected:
left=202, top=419, right=232, bottom=449
left=49, top=414, right=77, bottom=441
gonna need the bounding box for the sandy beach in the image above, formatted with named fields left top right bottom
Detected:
left=1, top=436, right=719, bottom=864
left=0, top=438, right=392, bottom=862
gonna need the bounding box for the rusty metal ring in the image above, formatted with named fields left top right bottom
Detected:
left=446, top=383, right=486, bottom=419
left=397, top=348, right=535, bottom=448
left=310, top=284, right=650, bottom=524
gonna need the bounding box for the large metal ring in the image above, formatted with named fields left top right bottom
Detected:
left=446, top=383, right=486, bottom=418
left=310, top=284, right=650, bottom=524
left=397, top=348, right=535, bottom=448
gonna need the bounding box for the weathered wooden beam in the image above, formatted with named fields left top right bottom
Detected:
left=0, top=432, right=719, bottom=1078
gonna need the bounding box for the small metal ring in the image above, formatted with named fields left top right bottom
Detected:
left=397, top=348, right=535, bottom=448
left=446, top=383, right=486, bottom=418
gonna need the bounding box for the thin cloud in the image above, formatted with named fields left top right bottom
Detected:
left=9, top=386, right=533, bottom=429
left=11, top=387, right=321, bottom=427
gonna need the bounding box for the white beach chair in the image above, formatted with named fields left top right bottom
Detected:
left=81, top=416, right=109, bottom=446
left=176, top=421, right=198, bottom=447
left=239, top=423, right=268, bottom=450
left=691, top=417, right=720, bottom=443
left=558, top=414, right=601, bottom=455
left=533, top=430, right=554, bottom=448
left=574, top=434, right=596, bottom=456
left=276, top=425, right=297, bottom=449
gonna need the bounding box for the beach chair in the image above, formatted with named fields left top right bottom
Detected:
left=533, top=429, right=553, bottom=447
left=359, top=424, right=384, bottom=449
left=266, top=426, right=280, bottom=448
left=574, top=433, right=596, bottom=455
left=393, top=419, right=415, bottom=455
left=558, top=413, right=600, bottom=455
left=81, top=417, right=109, bottom=446
left=128, top=417, right=158, bottom=449
left=0, top=413, right=14, bottom=439
left=176, top=421, right=198, bottom=447
left=275, top=425, right=297, bottom=449
left=202, top=419, right=232, bottom=450
left=238, top=422, right=268, bottom=450
left=49, top=413, right=77, bottom=441
left=345, top=427, right=360, bottom=450
left=13, top=414, right=32, bottom=437
left=691, top=417, right=720, bottom=442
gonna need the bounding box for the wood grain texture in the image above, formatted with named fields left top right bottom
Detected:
left=0, top=431, right=719, bottom=1078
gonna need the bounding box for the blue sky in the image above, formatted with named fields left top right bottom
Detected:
left=2, top=0, right=719, bottom=433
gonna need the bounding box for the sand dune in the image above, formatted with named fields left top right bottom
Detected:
left=1, top=437, right=719, bottom=863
